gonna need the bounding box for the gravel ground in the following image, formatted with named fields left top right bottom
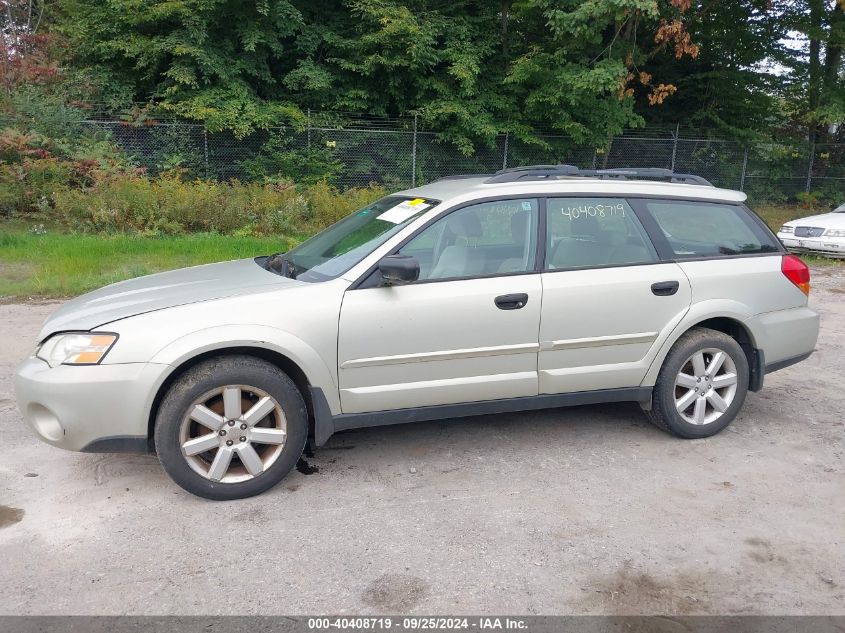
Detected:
left=0, top=267, right=843, bottom=615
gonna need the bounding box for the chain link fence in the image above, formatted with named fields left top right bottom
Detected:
left=61, top=116, right=845, bottom=202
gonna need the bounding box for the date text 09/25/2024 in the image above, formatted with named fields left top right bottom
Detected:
left=307, top=617, right=528, bottom=630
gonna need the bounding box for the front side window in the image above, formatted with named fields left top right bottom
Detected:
left=642, top=200, right=780, bottom=258
left=399, top=198, right=539, bottom=280
left=284, top=196, right=436, bottom=282
left=546, top=198, right=657, bottom=270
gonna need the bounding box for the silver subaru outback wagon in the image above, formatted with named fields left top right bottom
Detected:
left=15, top=166, right=820, bottom=499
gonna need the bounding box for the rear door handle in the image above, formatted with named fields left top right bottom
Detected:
left=651, top=281, right=680, bottom=296
left=495, top=293, right=529, bottom=310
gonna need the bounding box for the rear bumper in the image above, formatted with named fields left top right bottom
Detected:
left=750, top=349, right=814, bottom=392
left=748, top=306, right=819, bottom=371
left=765, top=351, right=814, bottom=374
left=14, top=357, right=168, bottom=452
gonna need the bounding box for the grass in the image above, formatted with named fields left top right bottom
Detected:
left=1, top=203, right=842, bottom=299
left=0, top=229, right=300, bottom=298
left=753, top=204, right=818, bottom=232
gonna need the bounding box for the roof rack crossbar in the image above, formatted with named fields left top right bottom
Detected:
left=485, top=164, right=580, bottom=183
left=484, top=164, right=713, bottom=186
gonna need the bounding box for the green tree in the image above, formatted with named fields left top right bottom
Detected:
left=633, top=0, right=786, bottom=137
left=57, top=0, right=307, bottom=135
left=778, top=0, right=844, bottom=140
left=55, top=0, right=706, bottom=147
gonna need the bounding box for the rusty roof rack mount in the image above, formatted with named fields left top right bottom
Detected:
left=485, top=165, right=713, bottom=187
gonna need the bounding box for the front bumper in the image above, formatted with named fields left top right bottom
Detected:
left=778, top=235, right=845, bottom=257
left=14, top=357, right=170, bottom=452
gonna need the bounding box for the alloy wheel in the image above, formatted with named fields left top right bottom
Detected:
left=179, top=384, right=287, bottom=483
left=673, top=348, right=738, bottom=426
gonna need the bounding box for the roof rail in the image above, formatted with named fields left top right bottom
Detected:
left=433, top=173, right=494, bottom=182
left=582, top=168, right=713, bottom=186
left=485, top=164, right=580, bottom=183
left=484, top=164, right=713, bottom=186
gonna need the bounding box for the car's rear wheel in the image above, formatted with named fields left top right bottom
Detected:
left=154, top=355, right=307, bottom=500
left=647, top=327, right=749, bottom=438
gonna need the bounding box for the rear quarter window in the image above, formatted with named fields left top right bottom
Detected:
left=641, top=200, right=780, bottom=258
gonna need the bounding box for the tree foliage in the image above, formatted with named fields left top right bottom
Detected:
left=51, top=0, right=704, bottom=144
left=777, top=0, right=845, bottom=137
left=2, top=0, right=843, bottom=145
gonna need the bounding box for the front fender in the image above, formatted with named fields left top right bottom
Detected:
left=640, top=299, right=762, bottom=387
left=147, top=324, right=341, bottom=417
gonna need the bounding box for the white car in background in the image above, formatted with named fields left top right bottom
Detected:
left=778, top=203, right=845, bottom=256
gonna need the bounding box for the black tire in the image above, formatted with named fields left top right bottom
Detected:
left=154, top=355, right=308, bottom=500
left=646, top=327, right=749, bottom=439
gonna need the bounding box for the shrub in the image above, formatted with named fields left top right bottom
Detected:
left=51, top=174, right=385, bottom=236
left=0, top=106, right=386, bottom=236
left=0, top=125, right=140, bottom=215
left=238, top=131, right=342, bottom=186
left=796, top=191, right=822, bottom=211
left=306, top=180, right=386, bottom=227
left=0, top=157, right=73, bottom=215
left=3, top=87, right=88, bottom=142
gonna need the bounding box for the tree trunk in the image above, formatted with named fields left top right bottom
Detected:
left=822, top=1, right=844, bottom=98
left=807, top=0, right=825, bottom=141
left=501, top=0, right=510, bottom=56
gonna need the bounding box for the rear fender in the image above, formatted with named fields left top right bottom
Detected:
left=641, top=299, right=761, bottom=387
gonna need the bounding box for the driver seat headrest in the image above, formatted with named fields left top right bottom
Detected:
left=446, top=211, right=483, bottom=238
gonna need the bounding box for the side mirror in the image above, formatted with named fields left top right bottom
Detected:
left=378, top=255, right=420, bottom=286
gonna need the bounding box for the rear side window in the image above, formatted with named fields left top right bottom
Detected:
left=545, top=198, right=658, bottom=270
left=642, top=200, right=780, bottom=258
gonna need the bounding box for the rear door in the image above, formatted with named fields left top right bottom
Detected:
left=538, top=197, right=692, bottom=394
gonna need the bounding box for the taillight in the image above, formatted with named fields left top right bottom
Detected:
left=782, top=254, right=810, bottom=295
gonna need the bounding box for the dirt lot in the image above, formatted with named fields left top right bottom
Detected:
left=0, top=268, right=844, bottom=615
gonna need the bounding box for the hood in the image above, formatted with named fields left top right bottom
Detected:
left=785, top=211, right=845, bottom=229
left=38, top=258, right=299, bottom=341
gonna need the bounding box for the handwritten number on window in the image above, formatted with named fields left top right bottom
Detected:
left=560, top=203, right=625, bottom=220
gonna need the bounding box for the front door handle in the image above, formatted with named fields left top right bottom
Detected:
left=651, top=281, right=680, bottom=296
left=495, top=293, right=529, bottom=310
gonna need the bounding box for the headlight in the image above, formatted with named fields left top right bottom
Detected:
left=36, top=333, right=118, bottom=367
left=779, top=225, right=794, bottom=234
left=823, top=229, right=845, bottom=237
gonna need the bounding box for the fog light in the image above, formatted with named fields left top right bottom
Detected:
left=29, top=404, right=63, bottom=441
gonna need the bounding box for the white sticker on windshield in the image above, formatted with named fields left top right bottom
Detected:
left=378, top=198, right=431, bottom=224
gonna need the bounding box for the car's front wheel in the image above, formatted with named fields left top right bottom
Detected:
left=647, top=327, right=749, bottom=438
left=154, top=355, right=308, bottom=500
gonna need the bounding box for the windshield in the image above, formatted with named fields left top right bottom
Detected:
left=283, top=195, right=437, bottom=282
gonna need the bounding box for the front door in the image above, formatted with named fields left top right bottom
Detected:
left=338, top=198, right=543, bottom=413
left=538, top=197, right=692, bottom=394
